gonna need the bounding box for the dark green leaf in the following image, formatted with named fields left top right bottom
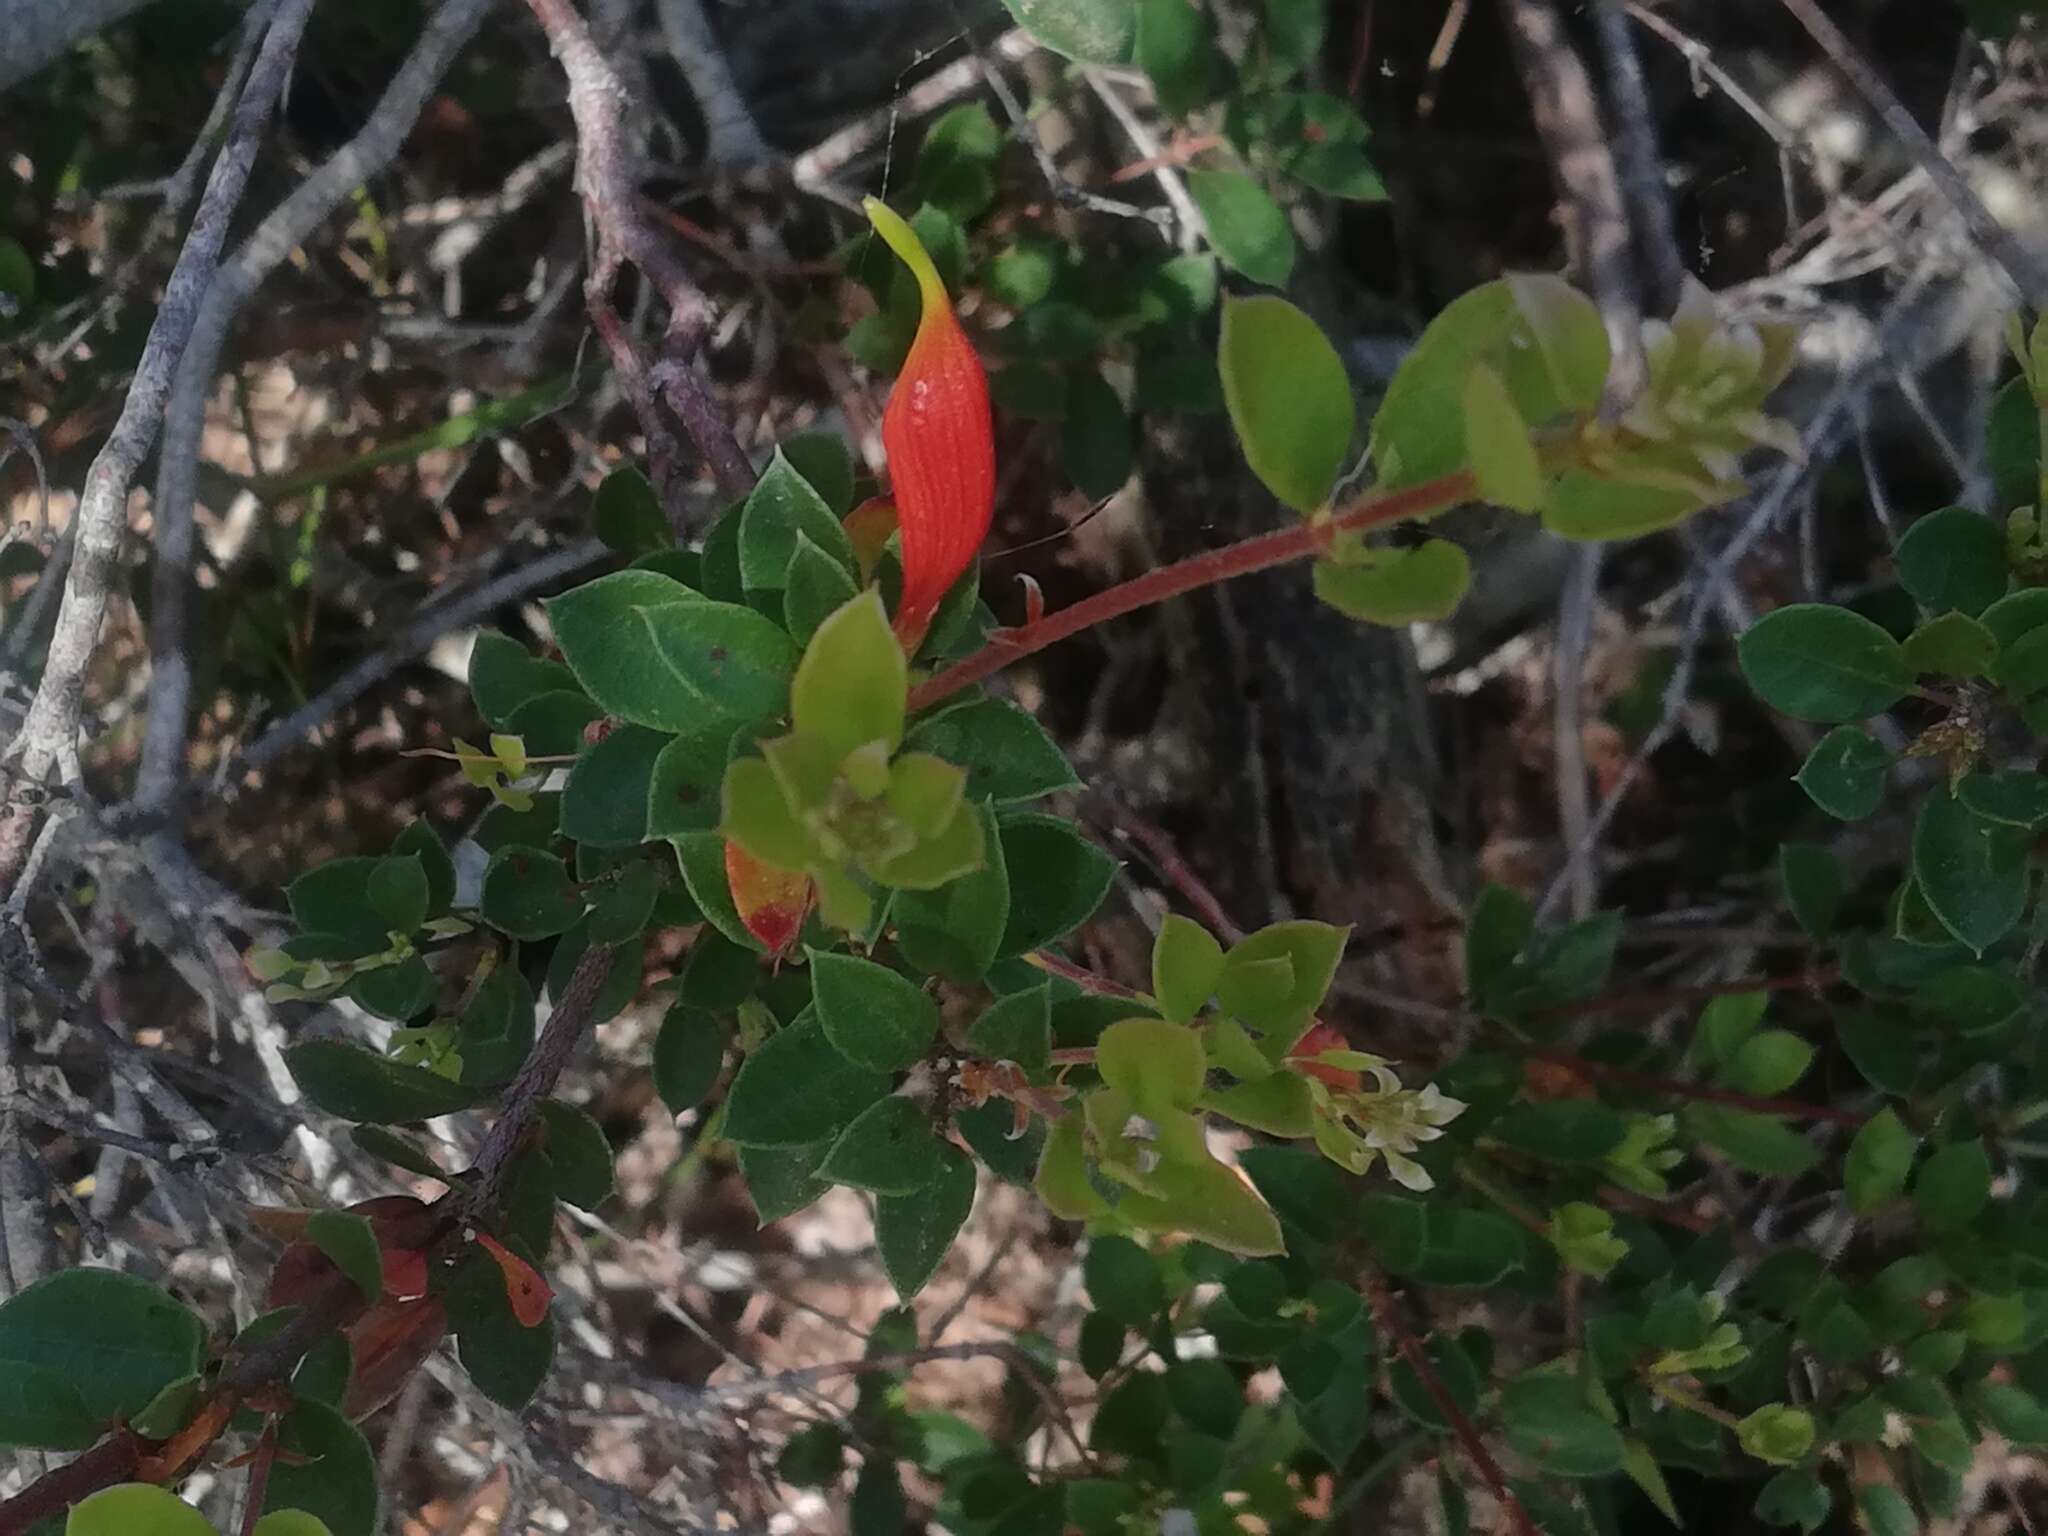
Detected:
left=544, top=569, right=704, bottom=729
left=539, top=1100, right=614, bottom=1209
left=1959, top=770, right=2048, bottom=829
left=739, top=448, right=856, bottom=593
left=1487, top=1101, right=1627, bottom=1163
left=1896, top=506, right=2007, bottom=616
left=810, top=951, right=941, bottom=1072
left=997, top=0, right=1134, bottom=62
left=875, top=1142, right=976, bottom=1296
left=0, top=1271, right=205, bottom=1449
left=653, top=1001, right=727, bottom=1114
left=1845, top=1108, right=1916, bottom=1214
left=819, top=1096, right=946, bottom=1194
left=480, top=844, right=582, bottom=941
left=905, top=699, right=1078, bottom=805
left=446, top=1248, right=555, bottom=1409
left=966, top=985, right=1052, bottom=1072
left=1499, top=1373, right=1626, bottom=1477
left=1780, top=844, right=1843, bottom=937
left=895, top=803, right=1010, bottom=982
left=560, top=725, right=667, bottom=848
left=738, top=1141, right=834, bottom=1223
left=1913, top=789, right=2028, bottom=952
left=639, top=599, right=800, bottom=727
left=722, top=1017, right=892, bottom=1148
left=1061, top=368, right=1133, bottom=500
left=1137, top=0, right=1217, bottom=120
left=778, top=432, right=856, bottom=517
left=287, top=1040, right=477, bottom=1123
left=468, top=632, right=577, bottom=730
left=1737, top=605, right=1913, bottom=722
left=592, top=465, right=670, bottom=556
left=996, top=814, right=1117, bottom=957
left=306, top=1212, right=382, bottom=1301
left=1085, top=1236, right=1165, bottom=1326
left=1915, top=1138, right=1991, bottom=1232
left=1795, top=726, right=1891, bottom=820
left=1687, top=1106, right=1818, bottom=1176
left=265, top=1399, right=376, bottom=1536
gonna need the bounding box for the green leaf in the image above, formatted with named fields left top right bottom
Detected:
left=1835, top=1008, right=1918, bottom=1095
left=1487, top=1101, right=1628, bottom=1163
left=819, top=1096, right=946, bottom=1194
left=1117, top=1154, right=1284, bottom=1256
left=1388, top=1333, right=1483, bottom=1430
left=366, top=854, right=430, bottom=935
left=895, top=803, right=1010, bottom=982
left=738, top=1141, right=834, bottom=1223
left=1915, top=1137, right=1991, bottom=1232
left=1216, top=920, right=1348, bottom=1052
left=1136, top=0, right=1216, bottom=115
left=778, top=1423, right=846, bottom=1487
left=286, top=1040, right=477, bottom=1123
left=560, top=725, right=667, bottom=847
left=1896, top=506, right=2008, bottom=615
left=966, top=985, right=1052, bottom=1071
left=653, top=1001, right=727, bottom=1113
left=1686, top=1106, right=1818, bottom=1176
left=1913, top=789, right=2028, bottom=952
left=1261, top=0, right=1323, bottom=69
left=670, top=831, right=764, bottom=951
left=722, top=1016, right=892, bottom=1147
left=810, top=951, right=941, bottom=1072
left=783, top=532, right=861, bottom=644
left=780, top=432, right=856, bottom=516
left=646, top=728, right=730, bottom=837
left=875, top=1142, right=976, bottom=1297
left=467, top=632, right=578, bottom=730
left=1779, top=844, right=1843, bottom=937
left=0, top=1271, right=204, bottom=1450
left=991, top=361, right=1068, bottom=419
left=1795, top=726, right=1890, bottom=820
left=740, top=448, right=857, bottom=592
left=1736, top=1404, right=1815, bottom=1466
left=265, top=1399, right=377, bottom=1536
left=1845, top=1108, right=1916, bottom=1214
left=1462, top=363, right=1543, bottom=511
left=1973, top=1382, right=2048, bottom=1445
left=586, top=859, right=660, bottom=946
left=1313, top=540, right=1470, bottom=624
left=1218, top=294, right=1354, bottom=513
left=65, top=1486, right=216, bottom=1536
left=1371, top=276, right=1606, bottom=493
left=446, top=1249, right=555, bottom=1410
left=1203, top=1070, right=1313, bottom=1136
left=1061, top=367, right=1134, bottom=499
left=790, top=589, right=906, bottom=759
left=288, top=858, right=391, bottom=953
left=1035, top=1114, right=1111, bottom=1221
left=1096, top=1017, right=1207, bottom=1115
left=1721, top=1030, right=1814, bottom=1095
left=290, top=1334, right=351, bottom=1408
left=1754, top=1470, right=1830, bottom=1532
left=0, top=237, right=36, bottom=312
left=253, top=1514, right=337, bottom=1536
left=1738, top=605, right=1914, bottom=722
left=1854, top=1485, right=1916, bottom=1536
left=593, top=465, right=670, bottom=556
left=1188, top=169, right=1294, bottom=287
left=679, top=929, right=758, bottom=1011
left=1499, top=1373, right=1627, bottom=1477
left=1960, top=769, right=2048, bottom=828
left=639, top=599, right=800, bottom=728
left=544, top=569, right=705, bottom=729
left=1900, top=610, right=1997, bottom=677
left=1153, top=914, right=1225, bottom=1025
left=481, top=844, right=582, bottom=940
left=998, top=0, right=1134, bottom=61
left=996, top=814, right=1118, bottom=957
left=307, top=1211, right=382, bottom=1301
left=1361, top=1198, right=1527, bottom=1286
left=539, top=1101, right=614, bottom=1209
left=904, top=699, right=1078, bottom=804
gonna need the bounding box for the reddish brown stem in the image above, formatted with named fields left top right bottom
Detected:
left=1363, top=1267, right=1540, bottom=1536
left=0, top=1432, right=144, bottom=1536
left=908, top=472, right=1478, bottom=712
left=1518, top=1047, right=1863, bottom=1127
left=238, top=1424, right=278, bottom=1536
left=1027, top=950, right=1143, bottom=999
left=1536, top=967, right=1836, bottom=1024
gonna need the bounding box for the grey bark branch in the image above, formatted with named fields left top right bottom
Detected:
left=135, top=0, right=503, bottom=814
left=1778, top=0, right=2048, bottom=306
left=0, top=0, right=319, bottom=888
left=0, top=0, right=160, bottom=96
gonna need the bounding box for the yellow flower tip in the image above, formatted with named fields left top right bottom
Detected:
left=862, top=196, right=949, bottom=315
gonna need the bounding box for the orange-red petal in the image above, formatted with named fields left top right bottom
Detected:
left=1288, top=1020, right=1362, bottom=1092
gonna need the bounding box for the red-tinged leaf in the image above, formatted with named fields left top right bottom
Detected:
left=475, top=1232, right=553, bottom=1328
left=380, top=1247, right=429, bottom=1301
left=725, top=840, right=812, bottom=956
left=1288, top=1020, right=1361, bottom=1091
left=343, top=1295, right=448, bottom=1420
left=844, top=495, right=899, bottom=582
left=865, top=199, right=994, bottom=651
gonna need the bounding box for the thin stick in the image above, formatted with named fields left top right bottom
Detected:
left=1515, top=1046, right=1862, bottom=1127
left=1778, top=0, right=2048, bottom=304
left=0, top=0, right=320, bottom=884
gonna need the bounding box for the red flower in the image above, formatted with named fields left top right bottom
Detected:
left=864, top=198, right=994, bottom=652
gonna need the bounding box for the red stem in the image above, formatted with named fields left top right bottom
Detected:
left=909, top=471, right=1478, bottom=712
left=0, top=1433, right=143, bottom=1536
left=1364, top=1267, right=1540, bottom=1536
left=1518, top=1047, right=1863, bottom=1127
left=238, top=1424, right=278, bottom=1536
